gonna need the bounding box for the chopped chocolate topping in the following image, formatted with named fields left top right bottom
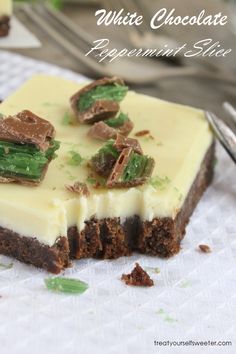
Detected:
left=72, top=77, right=124, bottom=103
left=105, top=112, right=133, bottom=135
left=107, top=148, right=155, bottom=188
left=117, top=118, right=134, bottom=136
left=88, top=121, right=117, bottom=141
left=77, top=100, right=119, bottom=125
left=70, top=77, right=126, bottom=124
left=90, top=140, right=119, bottom=177
left=199, top=244, right=211, bottom=253
left=0, top=114, right=60, bottom=186
left=121, top=263, right=154, bottom=287
left=107, top=147, right=133, bottom=188
left=114, top=134, right=143, bottom=155
left=135, top=130, right=150, bottom=137
left=0, top=110, right=55, bottom=151
left=88, top=118, right=134, bottom=141
left=0, top=139, right=60, bottom=186
left=65, top=182, right=90, bottom=197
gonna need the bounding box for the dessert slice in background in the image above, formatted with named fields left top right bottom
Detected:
left=0, top=0, right=12, bottom=37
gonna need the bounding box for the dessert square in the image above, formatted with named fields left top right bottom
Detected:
left=0, top=75, right=214, bottom=272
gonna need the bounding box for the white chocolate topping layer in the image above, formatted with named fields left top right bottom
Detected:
left=0, top=75, right=213, bottom=246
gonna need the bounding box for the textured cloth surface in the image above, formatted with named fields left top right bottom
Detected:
left=0, top=50, right=235, bottom=354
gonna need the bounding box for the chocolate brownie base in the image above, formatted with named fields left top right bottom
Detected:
left=0, top=142, right=214, bottom=272
left=0, top=228, right=70, bottom=273
left=69, top=141, right=215, bottom=260
left=0, top=16, right=10, bottom=37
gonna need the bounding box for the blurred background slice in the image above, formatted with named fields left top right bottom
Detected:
left=3, top=0, right=236, bottom=121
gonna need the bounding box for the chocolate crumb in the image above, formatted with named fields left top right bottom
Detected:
left=135, top=130, right=150, bottom=137
left=199, top=244, right=211, bottom=253
left=65, top=182, right=90, bottom=197
left=121, top=263, right=154, bottom=287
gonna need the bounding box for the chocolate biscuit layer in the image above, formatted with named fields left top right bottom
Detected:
left=0, top=229, right=70, bottom=274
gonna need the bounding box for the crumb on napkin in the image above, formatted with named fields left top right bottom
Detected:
left=121, top=263, right=154, bottom=287
left=199, top=244, right=211, bottom=253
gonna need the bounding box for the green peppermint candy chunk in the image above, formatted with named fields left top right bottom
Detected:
left=78, top=84, right=128, bottom=112
left=122, top=152, right=155, bottom=182
left=45, top=277, right=89, bottom=294
left=107, top=148, right=155, bottom=188
left=0, top=139, right=60, bottom=181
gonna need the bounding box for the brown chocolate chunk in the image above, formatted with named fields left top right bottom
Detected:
left=199, top=244, right=211, bottom=253
left=118, top=118, right=134, bottom=136
left=114, top=134, right=143, bottom=155
left=70, top=77, right=124, bottom=124
left=90, top=151, right=117, bottom=178
left=107, top=147, right=133, bottom=188
left=88, top=121, right=117, bottom=141
left=107, top=147, right=155, bottom=189
left=88, top=118, right=134, bottom=141
left=65, top=182, right=90, bottom=197
left=77, top=100, right=119, bottom=125
left=135, top=130, right=150, bottom=137
left=121, top=263, right=154, bottom=287
left=0, top=110, right=55, bottom=151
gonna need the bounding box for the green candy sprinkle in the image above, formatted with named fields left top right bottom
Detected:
left=66, top=151, right=83, bottom=166
left=45, top=277, right=89, bottom=294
